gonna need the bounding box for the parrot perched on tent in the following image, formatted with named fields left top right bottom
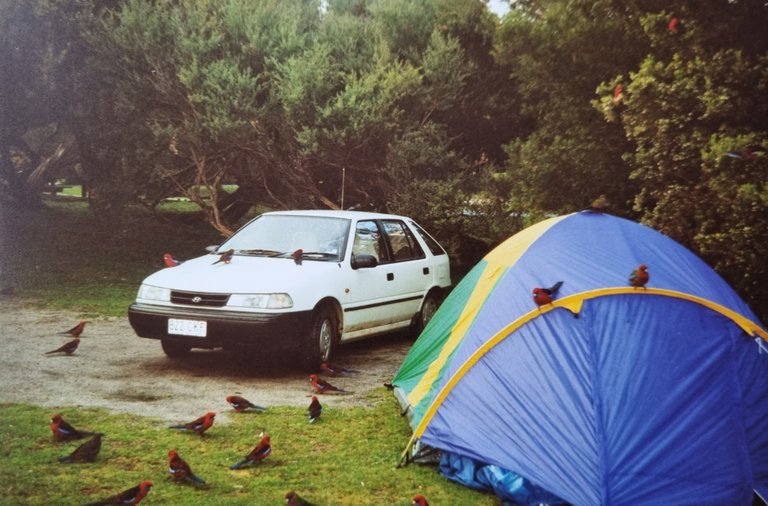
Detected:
left=169, top=412, right=215, bottom=436
left=58, top=434, right=102, bottom=463
left=50, top=414, right=99, bottom=442
left=586, top=194, right=611, bottom=213
left=309, top=374, right=352, bottom=395
left=230, top=435, right=271, bottom=469
left=45, top=338, right=80, bottom=355
left=58, top=320, right=87, bottom=337
left=308, top=396, right=322, bottom=424
left=212, top=248, right=235, bottom=265
left=532, top=281, right=564, bottom=308
left=226, top=395, right=267, bottom=413
left=630, top=264, right=650, bottom=289
left=168, top=449, right=206, bottom=485
left=82, top=480, right=153, bottom=506
left=412, top=494, right=429, bottom=506
left=163, top=253, right=182, bottom=267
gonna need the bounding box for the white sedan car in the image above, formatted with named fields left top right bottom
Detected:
left=128, top=210, right=451, bottom=368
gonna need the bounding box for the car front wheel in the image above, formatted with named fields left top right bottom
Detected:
left=301, top=304, right=338, bottom=370
left=161, top=339, right=191, bottom=358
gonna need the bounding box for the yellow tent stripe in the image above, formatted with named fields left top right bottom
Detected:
left=410, top=287, right=768, bottom=441
left=405, top=215, right=568, bottom=408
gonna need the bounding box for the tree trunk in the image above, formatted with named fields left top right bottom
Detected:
left=0, top=142, right=44, bottom=210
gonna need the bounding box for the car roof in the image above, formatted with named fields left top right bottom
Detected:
left=262, top=209, right=413, bottom=221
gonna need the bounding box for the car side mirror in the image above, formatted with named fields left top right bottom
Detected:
left=351, top=254, right=378, bottom=269
left=205, top=245, right=219, bottom=253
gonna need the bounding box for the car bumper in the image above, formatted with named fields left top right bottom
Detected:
left=128, top=303, right=313, bottom=351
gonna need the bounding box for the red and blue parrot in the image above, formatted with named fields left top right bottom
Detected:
left=82, top=480, right=153, bottom=505
left=230, top=435, right=272, bottom=469
left=168, top=411, right=215, bottom=436
left=226, top=395, right=267, bottom=413
left=168, top=449, right=206, bottom=485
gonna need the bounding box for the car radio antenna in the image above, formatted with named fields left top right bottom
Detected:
left=340, top=167, right=345, bottom=210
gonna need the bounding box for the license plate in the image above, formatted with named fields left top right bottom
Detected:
left=168, top=318, right=207, bottom=337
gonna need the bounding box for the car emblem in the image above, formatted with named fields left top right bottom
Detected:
left=192, top=296, right=202, bottom=303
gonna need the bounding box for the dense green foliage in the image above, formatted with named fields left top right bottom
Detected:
left=1, top=0, right=767, bottom=319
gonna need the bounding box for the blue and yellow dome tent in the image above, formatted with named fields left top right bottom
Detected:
left=392, top=212, right=768, bottom=505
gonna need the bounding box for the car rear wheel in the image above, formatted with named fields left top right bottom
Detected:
left=161, top=339, right=191, bottom=358
left=411, top=291, right=441, bottom=339
left=301, top=304, right=338, bottom=370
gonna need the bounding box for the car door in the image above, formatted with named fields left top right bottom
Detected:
left=378, top=219, right=432, bottom=319
left=341, top=219, right=423, bottom=338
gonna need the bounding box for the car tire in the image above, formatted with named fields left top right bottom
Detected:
left=161, top=339, right=192, bottom=358
left=301, top=304, right=338, bottom=370
left=411, top=290, right=441, bottom=339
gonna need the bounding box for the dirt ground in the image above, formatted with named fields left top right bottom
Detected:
left=0, top=297, right=414, bottom=423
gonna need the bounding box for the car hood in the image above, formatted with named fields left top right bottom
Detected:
left=142, top=254, right=340, bottom=294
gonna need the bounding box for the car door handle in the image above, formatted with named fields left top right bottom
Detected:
left=423, top=267, right=429, bottom=275
left=387, top=273, right=394, bottom=281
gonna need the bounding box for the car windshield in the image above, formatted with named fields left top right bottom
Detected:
left=219, top=215, right=351, bottom=262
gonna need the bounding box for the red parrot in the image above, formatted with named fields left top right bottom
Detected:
left=532, top=281, right=564, bottom=308
left=58, top=320, right=87, bottom=337
left=308, top=396, right=322, bottom=423
left=725, top=145, right=767, bottom=161
left=212, top=248, right=235, bottom=265
left=668, top=16, right=679, bottom=33
left=82, top=480, right=153, bottom=506
left=292, top=249, right=303, bottom=265
left=319, top=361, right=359, bottom=377
left=226, top=395, right=267, bottom=413
left=412, top=494, right=429, bottom=506
left=230, top=434, right=272, bottom=469
left=309, top=374, right=352, bottom=395
left=629, top=264, right=650, bottom=289
left=50, top=414, right=99, bottom=442
left=586, top=194, right=610, bottom=213
left=612, top=83, right=624, bottom=105
left=168, top=449, right=206, bottom=485
left=168, top=411, right=215, bottom=435
left=59, top=434, right=102, bottom=463
left=285, top=490, right=318, bottom=505
left=163, top=253, right=182, bottom=267
left=45, top=338, right=80, bottom=355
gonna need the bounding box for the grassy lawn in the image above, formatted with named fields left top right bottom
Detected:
left=0, top=393, right=492, bottom=505
left=0, top=201, right=497, bottom=505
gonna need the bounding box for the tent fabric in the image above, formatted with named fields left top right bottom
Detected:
left=392, top=212, right=768, bottom=505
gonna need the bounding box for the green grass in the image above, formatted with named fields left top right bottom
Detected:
left=0, top=394, right=495, bottom=505
left=0, top=201, right=496, bottom=505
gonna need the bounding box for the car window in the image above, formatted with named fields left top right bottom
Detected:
left=381, top=220, right=425, bottom=262
left=409, top=221, right=447, bottom=256
left=352, top=221, right=390, bottom=264
left=221, top=215, right=350, bottom=261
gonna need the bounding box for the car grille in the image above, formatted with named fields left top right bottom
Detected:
left=170, top=291, right=230, bottom=307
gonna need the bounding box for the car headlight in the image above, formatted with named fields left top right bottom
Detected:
left=137, top=284, right=171, bottom=302
left=228, top=293, right=293, bottom=309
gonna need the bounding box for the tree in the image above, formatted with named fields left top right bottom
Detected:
left=595, top=2, right=768, bottom=319
left=494, top=0, right=648, bottom=217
